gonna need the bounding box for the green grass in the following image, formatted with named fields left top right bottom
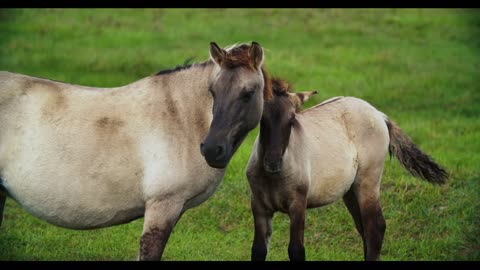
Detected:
left=0, top=8, right=479, bottom=261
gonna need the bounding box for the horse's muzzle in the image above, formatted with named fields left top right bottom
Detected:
left=264, top=159, right=283, bottom=174
left=200, top=142, right=229, bottom=169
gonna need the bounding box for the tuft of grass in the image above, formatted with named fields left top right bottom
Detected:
left=0, top=8, right=479, bottom=261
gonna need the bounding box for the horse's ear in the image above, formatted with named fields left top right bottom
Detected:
left=210, top=42, right=225, bottom=66
left=296, top=91, right=319, bottom=105
left=287, top=92, right=302, bottom=110
left=249, top=42, right=264, bottom=69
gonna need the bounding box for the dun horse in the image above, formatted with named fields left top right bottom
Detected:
left=0, top=42, right=267, bottom=260
left=245, top=79, right=448, bottom=261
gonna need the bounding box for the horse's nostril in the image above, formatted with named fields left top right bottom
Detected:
left=215, top=144, right=225, bottom=160
left=214, top=145, right=226, bottom=160
left=201, top=143, right=226, bottom=161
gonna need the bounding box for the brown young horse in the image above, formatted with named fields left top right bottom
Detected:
left=245, top=79, right=448, bottom=261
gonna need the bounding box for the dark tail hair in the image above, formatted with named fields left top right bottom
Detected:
left=385, top=119, right=448, bottom=184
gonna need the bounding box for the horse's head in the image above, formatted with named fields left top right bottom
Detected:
left=261, top=79, right=317, bottom=173
left=201, top=42, right=270, bottom=168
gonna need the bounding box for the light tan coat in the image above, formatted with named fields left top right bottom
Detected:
left=0, top=63, right=226, bottom=259
left=246, top=95, right=447, bottom=261
left=247, top=97, right=389, bottom=213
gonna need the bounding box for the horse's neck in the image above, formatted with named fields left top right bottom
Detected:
left=257, top=120, right=269, bottom=159
left=257, top=121, right=305, bottom=175
left=142, top=61, right=216, bottom=109
left=285, top=126, right=305, bottom=165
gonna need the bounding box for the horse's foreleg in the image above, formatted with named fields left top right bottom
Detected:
left=287, top=196, right=307, bottom=261
left=251, top=198, right=273, bottom=261
left=0, top=192, right=6, bottom=228
left=138, top=199, right=183, bottom=261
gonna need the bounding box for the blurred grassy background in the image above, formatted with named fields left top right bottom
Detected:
left=0, top=8, right=478, bottom=260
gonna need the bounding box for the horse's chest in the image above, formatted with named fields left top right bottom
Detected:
left=254, top=179, right=301, bottom=213
left=183, top=169, right=225, bottom=209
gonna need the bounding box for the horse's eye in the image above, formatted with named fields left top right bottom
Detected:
left=240, top=91, right=254, bottom=102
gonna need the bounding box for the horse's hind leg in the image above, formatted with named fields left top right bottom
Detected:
left=343, top=188, right=366, bottom=256
left=359, top=196, right=385, bottom=261
left=354, top=169, right=386, bottom=261
left=138, top=199, right=183, bottom=261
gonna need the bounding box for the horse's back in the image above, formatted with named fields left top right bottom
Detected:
left=302, top=96, right=389, bottom=151
left=1, top=71, right=100, bottom=117
left=0, top=71, right=29, bottom=110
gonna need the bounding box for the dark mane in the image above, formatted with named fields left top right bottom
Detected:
left=271, top=77, right=293, bottom=96
left=270, top=77, right=305, bottom=112
left=223, top=44, right=254, bottom=69
left=155, top=59, right=211, bottom=76
left=262, top=67, right=273, bottom=100
left=224, top=44, right=274, bottom=100
left=154, top=43, right=273, bottom=100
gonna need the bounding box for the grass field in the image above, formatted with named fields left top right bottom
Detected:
left=0, top=8, right=478, bottom=261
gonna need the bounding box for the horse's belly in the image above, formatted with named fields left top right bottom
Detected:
left=307, top=176, right=356, bottom=208
left=307, top=150, right=358, bottom=207
left=2, top=143, right=145, bottom=230
left=0, top=110, right=147, bottom=228
left=3, top=173, right=145, bottom=229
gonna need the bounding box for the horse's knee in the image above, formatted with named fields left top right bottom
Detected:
left=139, top=200, right=183, bottom=261
left=139, top=227, right=168, bottom=261
left=288, top=242, right=305, bottom=261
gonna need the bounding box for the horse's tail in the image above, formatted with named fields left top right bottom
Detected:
left=384, top=118, right=448, bottom=184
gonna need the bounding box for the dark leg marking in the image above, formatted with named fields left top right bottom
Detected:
left=360, top=201, right=386, bottom=261
left=138, top=201, right=182, bottom=261
left=139, top=226, right=173, bottom=261
left=343, top=188, right=367, bottom=256
left=0, top=192, right=6, bottom=228
left=251, top=199, right=273, bottom=261
left=288, top=198, right=307, bottom=261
